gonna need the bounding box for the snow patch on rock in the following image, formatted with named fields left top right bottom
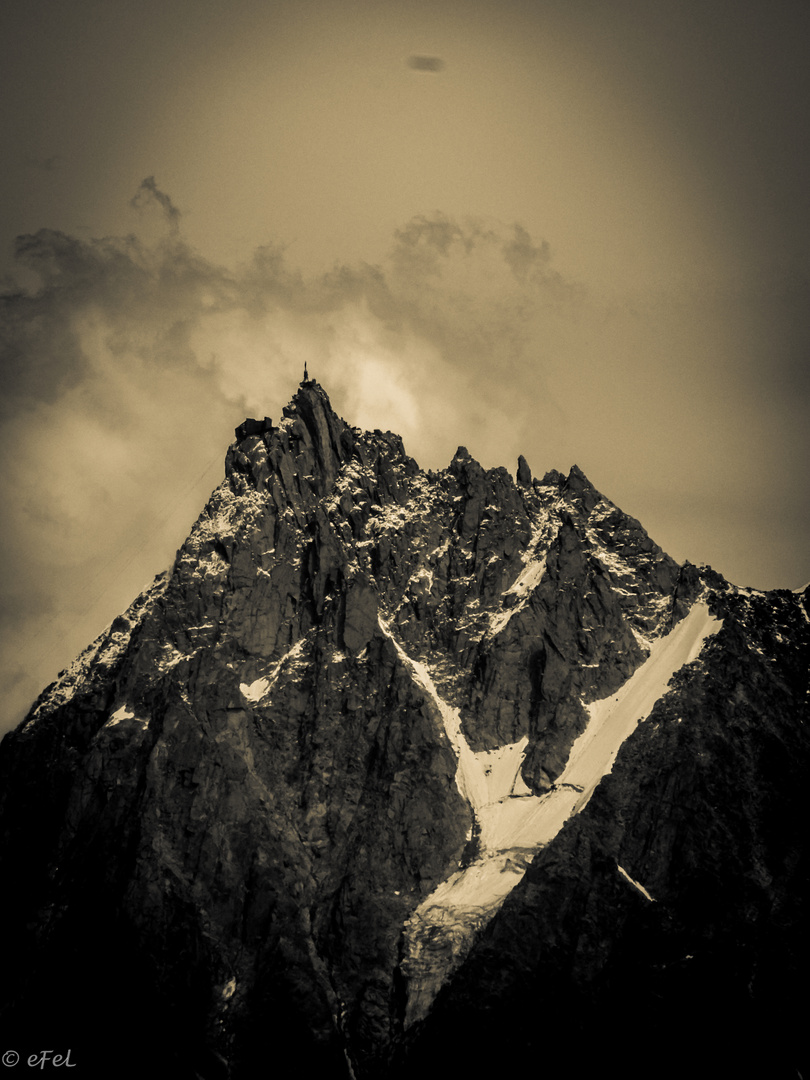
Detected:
left=239, top=639, right=307, bottom=705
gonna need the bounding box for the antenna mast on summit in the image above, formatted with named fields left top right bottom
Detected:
left=303, top=361, right=309, bottom=382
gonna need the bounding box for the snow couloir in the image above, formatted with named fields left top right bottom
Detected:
left=380, top=598, right=723, bottom=1026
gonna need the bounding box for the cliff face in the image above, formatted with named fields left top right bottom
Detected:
left=389, top=585, right=810, bottom=1080
left=1, top=381, right=807, bottom=1079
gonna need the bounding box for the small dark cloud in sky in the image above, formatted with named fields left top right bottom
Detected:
left=130, top=176, right=181, bottom=232
left=502, top=224, right=551, bottom=283
left=407, top=56, right=444, bottom=72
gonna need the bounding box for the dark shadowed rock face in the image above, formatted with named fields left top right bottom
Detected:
left=1, top=380, right=807, bottom=1080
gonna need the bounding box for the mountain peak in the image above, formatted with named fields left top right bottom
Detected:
left=227, top=378, right=354, bottom=498
left=284, top=375, right=334, bottom=417
left=281, top=377, right=353, bottom=482
left=3, top=375, right=807, bottom=1078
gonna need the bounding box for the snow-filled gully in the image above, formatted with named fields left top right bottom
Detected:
left=379, top=601, right=723, bottom=1025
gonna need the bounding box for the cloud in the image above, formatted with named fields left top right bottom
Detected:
left=1, top=201, right=579, bottom=449
left=502, top=224, right=551, bottom=283
left=130, top=175, right=182, bottom=233
left=407, top=56, right=444, bottom=72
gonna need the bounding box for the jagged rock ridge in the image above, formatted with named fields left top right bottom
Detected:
left=0, top=380, right=807, bottom=1080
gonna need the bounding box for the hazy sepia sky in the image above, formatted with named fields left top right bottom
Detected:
left=1, top=0, right=808, bottom=734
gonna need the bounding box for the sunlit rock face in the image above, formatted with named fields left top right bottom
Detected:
left=1, top=380, right=807, bottom=1080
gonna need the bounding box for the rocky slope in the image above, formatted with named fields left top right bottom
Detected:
left=1, top=379, right=807, bottom=1079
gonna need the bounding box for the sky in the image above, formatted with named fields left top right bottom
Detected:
left=1, top=0, right=808, bottom=735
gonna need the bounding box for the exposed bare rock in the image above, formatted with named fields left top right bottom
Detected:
left=0, top=379, right=806, bottom=1080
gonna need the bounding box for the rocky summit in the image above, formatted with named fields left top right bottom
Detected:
left=1, top=379, right=807, bottom=1079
